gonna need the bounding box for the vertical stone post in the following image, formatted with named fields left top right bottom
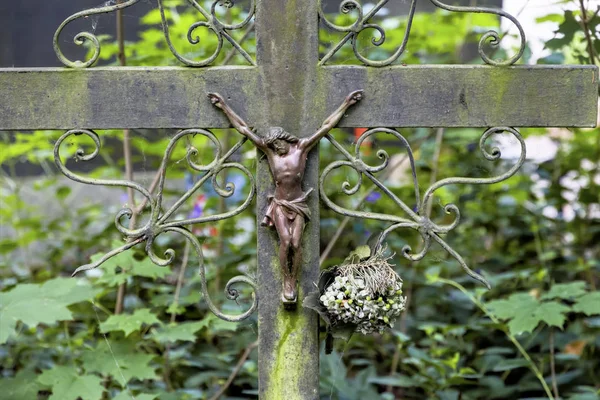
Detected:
left=254, top=0, right=321, bottom=398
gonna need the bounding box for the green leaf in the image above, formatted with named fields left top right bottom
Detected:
left=572, top=292, right=600, bottom=316
left=99, top=308, right=162, bottom=337
left=544, top=10, right=580, bottom=50
left=368, top=375, right=416, bottom=387
left=487, top=293, right=538, bottom=320
left=113, top=393, right=158, bottom=400
left=537, top=52, right=566, bottom=65
left=487, top=293, right=570, bottom=335
left=568, top=390, right=600, bottom=400
left=38, top=366, right=104, bottom=400
left=0, top=278, right=99, bottom=344
left=82, top=340, right=158, bottom=384
left=535, top=302, right=571, bottom=328
left=55, top=186, right=71, bottom=200
left=536, top=14, right=563, bottom=23
left=491, top=358, right=530, bottom=372
left=0, top=369, right=44, bottom=400
left=209, top=315, right=239, bottom=332
left=442, top=352, right=460, bottom=371
left=541, top=281, right=587, bottom=300
left=151, top=320, right=211, bottom=343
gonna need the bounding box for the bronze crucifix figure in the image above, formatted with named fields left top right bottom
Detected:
left=208, top=90, right=363, bottom=306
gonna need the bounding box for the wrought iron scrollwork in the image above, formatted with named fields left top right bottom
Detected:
left=54, top=0, right=255, bottom=68
left=54, top=129, right=257, bottom=322
left=429, top=0, right=526, bottom=66
left=320, top=127, right=526, bottom=288
left=319, top=0, right=526, bottom=67
left=53, top=0, right=142, bottom=68
left=318, top=0, right=417, bottom=67
left=157, top=0, right=256, bottom=67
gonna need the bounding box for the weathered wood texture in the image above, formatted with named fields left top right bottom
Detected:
left=1, top=65, right=597, bottom=130
left=0, top=67, right=259, bottom=130
left=254, top=0, right=321, bottom=399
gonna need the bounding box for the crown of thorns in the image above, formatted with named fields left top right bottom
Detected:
left=265, top=127, right=299, bottom=144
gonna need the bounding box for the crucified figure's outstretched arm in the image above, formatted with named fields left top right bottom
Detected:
left=208, top=93, right=267, bottom=151
left=300, top=90, right=364, bottom=151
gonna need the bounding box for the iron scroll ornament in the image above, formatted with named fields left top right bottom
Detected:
left=318, top=0, right=526, bottom=67
left=52, top=0, right=525, bottom=68
left=53, top=0, right=255, bottom=68
left=54, top=128, right=258, bottom=322
left=320, top=126, right=526, bottom=289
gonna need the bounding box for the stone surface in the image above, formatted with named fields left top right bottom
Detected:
left=1, top=65, right=597, bottom=130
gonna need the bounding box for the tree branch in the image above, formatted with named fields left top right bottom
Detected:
left=209, top=340, right=258, bottom=400
left=550, top=328, right=559, bottom=399
left=579, top=0, right=599, bottom=65
left=163, top=240, right=192, bottom=391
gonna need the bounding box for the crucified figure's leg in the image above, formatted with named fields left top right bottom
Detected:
left=272, top=207, right=296, bottom=302
left=289, top=215, right=305, bottom=300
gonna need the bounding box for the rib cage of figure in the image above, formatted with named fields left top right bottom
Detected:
left=208, top=90, right=364, bottom=307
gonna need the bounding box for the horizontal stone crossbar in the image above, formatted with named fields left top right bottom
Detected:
left=0, top=65, right=597, bottom=130
left=326, top=65, right=598, bottom=128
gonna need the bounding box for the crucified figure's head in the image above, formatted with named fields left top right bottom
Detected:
left=265, top=127, right=299, bottom=155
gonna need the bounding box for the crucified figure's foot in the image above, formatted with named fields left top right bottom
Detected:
left=282, top=278, right=297, bottom=309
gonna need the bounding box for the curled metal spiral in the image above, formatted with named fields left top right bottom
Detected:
left=158, top=0, right=256, bottom=67
left=319, top=0, right=417, bottom=67
left=320, top=127, right=526, bottom=288
left=319, top=0, right=526, bottom=67
left=429, top=0, right=526, bottom=66
left=53, top=0, right=142, bottom=68
left=54, top=129, right=257, bottom=322
left=54, top=0, right=255, bottom=68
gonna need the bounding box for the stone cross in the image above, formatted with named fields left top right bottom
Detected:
left=0, top=0, right=597, bottom=399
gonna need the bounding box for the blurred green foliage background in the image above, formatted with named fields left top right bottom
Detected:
left=1, top=1, right=599, bottom=399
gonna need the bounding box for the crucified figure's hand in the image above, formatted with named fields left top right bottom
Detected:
left=346, top=89, right=364, bottom=105
left=207, top=92, right=224, bottom=108
left=299, top=90, right=364, bottom=151
left=207, top=92, right=266, bottom=150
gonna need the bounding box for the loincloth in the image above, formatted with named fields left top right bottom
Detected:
left=261, top=188, right=313, bottom=228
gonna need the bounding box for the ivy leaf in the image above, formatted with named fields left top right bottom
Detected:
left=0, top=369, right=45, bottom=400
left=37, top=366, right=104, bottom=400
left=0, top=278, right=99, bottom=344
left=486, top=293, right=537, bottom=320
left=209, top=315, right=239, bottom=332
left=541, top=281, right=587, bottom=300
left=487, top=293, right=570, bottom=335
left=82, top=340, right=158, bottom=384
left=95, top=244, right=171, bottom=287
left=151, top=320, right=211, bottom=343
left=544, top=10, right=580, bottom=50
left=99, top=308, right=162, bottom=337
left=572, top=292, right=600, bottom=316
left=534, top=302, right=571, bottom=328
